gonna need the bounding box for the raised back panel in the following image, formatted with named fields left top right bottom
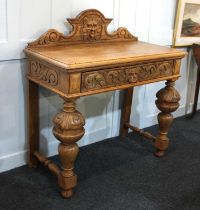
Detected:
left=27, top=9, right=137, bottom=47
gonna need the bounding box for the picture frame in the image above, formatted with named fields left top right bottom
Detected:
left=173, top=0, right=200, bottom=47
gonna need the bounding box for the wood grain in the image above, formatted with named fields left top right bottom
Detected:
left=25, top=42, right=186, bottom=70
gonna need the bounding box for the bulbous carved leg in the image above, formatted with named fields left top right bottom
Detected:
left=53, top=98, right=85, bottom=198
left=155, top=80, right=180, bottom=157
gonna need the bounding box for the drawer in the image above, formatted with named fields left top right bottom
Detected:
left=81, top=60, right=174, bottom=92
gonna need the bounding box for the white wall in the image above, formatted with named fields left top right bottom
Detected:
left=0, top=0, right=198, bottom=172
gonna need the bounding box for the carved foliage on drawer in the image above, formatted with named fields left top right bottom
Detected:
left=29, top=61, right=58, bottom=86
left=81, top=61, right=173, bottom=91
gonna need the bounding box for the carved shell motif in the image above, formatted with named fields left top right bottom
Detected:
left=27, top=9, right=137, bottom=47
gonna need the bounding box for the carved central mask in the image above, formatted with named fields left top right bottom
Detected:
left=82, top=15, right=102, bottom=41
left=128, top=68, right=139, bottom=83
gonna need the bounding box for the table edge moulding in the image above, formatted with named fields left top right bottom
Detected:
left=24, top=9, right=186, bottom=198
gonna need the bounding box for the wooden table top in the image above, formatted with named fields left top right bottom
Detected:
left=25, top=41, right=186, bottom=70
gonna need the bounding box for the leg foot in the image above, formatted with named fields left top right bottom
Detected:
left=61, top=189, right=73, bottom=198
left=154, top=150, right=165, bottom=157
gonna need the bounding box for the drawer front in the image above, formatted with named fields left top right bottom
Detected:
left=81, top=60, right=174, bottom=92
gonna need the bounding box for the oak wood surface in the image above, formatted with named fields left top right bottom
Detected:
left=25, top=41, right=186, bottom=70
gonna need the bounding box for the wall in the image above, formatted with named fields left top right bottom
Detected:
left=0, top=0, right=197, bottom=172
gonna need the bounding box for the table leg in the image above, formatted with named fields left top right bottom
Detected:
left=191, top=68, right=200, bottom=117
left=53, top=97, right=85, bottom=198
left=120, top=87, right=134, bottom=138
left=28, top=80, right=39, bottom=167
left=155, top=80, right=180, bottom=157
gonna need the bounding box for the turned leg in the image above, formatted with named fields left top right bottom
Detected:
left=28, top=80, right=39, bottom=167
left=191, top=68, right=200, bottom=117
left=120, top=87, right=134, bottom=138
left=155, top=80, right=180, bottom=157
left=53, top=98, right=85, bottom=198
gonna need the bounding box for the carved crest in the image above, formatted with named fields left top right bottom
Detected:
left=27, top=9, right=137, bottom=47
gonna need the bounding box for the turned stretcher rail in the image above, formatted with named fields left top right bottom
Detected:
left=125, top=123, right=156, bottom=142
left=33, top=151, right=60, bottom=176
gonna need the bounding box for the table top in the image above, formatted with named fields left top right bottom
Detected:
left=25, top=41, right=186, bottom=70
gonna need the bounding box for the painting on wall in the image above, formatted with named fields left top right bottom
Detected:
left=173, top=0, right=200, bottom=47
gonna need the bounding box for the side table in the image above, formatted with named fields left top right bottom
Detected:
left=24, top=9, right=186, bottom=198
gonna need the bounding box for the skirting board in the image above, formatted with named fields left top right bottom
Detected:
left=0, top=103, right=199, bottom=173
left=0, top=150, right=27, bottom=173
left=0, top=126, right=113, bottom=172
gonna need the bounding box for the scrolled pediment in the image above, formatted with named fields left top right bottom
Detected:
left=27, top=9, right=137, bottom=47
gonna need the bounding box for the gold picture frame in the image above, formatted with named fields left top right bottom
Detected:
left=173, top=0, right=200, bottom=47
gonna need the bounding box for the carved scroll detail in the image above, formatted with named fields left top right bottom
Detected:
left=81, top=61, right=174, bottom=91
left=27, top=9, right=137, bottom=47
left=29, top=61, right=58, bottom=86
left=29, top=29, right=67, bottom=46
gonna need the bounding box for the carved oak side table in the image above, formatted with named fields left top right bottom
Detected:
left=24, top=9, right=186, bottom=198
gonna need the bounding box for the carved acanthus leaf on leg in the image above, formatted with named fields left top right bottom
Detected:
left=53, top=98, right=85, bottom=198
left=155, top=80, right=180, bottom=157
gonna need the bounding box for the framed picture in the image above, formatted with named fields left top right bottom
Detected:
left=173, top=0, right=200, bottom=47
